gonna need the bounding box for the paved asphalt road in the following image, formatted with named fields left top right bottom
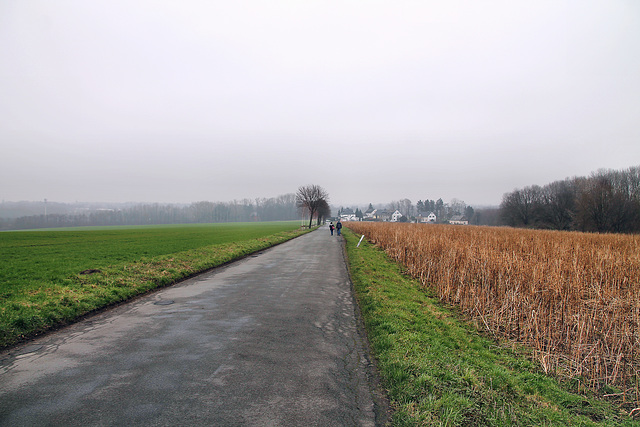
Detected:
left=0, top=228, right=387, bottom=426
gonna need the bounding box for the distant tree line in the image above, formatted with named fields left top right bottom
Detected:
left=0, top=194, right=301, bottom=231
left=500, top=166, right=640, bottom=233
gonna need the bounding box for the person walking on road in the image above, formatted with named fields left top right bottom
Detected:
left=336, top=219, right=342, bottom=236
left=329, top=222, right=334, bottom=236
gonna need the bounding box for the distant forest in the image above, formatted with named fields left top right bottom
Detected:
left=3, top=166, right=638, bottom=233
left=500, top=165, right=640, bottom=233
left=0, top=194, right=300, bottom=231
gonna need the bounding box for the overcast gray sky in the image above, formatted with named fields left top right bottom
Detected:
left=1, top=1, right=639, bottom=207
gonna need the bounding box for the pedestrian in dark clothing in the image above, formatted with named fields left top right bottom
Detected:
left=336, top=220, right=342, bottom=236
left=329, top=222, right=334, bottom=236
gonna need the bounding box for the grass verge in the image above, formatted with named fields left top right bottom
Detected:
left=1, top=223, right=311, bottom=349
left=343, top=228, right=637, bottom=426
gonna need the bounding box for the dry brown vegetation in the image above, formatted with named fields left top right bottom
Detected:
left=346, top=222, right=640, bottom=401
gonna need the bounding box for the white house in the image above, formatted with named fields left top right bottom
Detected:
left=390, top=210, right=403, bottom=222
left=419, top=212, right=437, bottom=223
left=364, top=207, right=376, bottom=219
left=449, top=215, right=468, bottom=225
left=340, top=208, right=358, bottom=221
left=362, top=209, right=390, bottom=221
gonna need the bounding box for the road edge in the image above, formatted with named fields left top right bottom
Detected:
left=340, top=233, right=392, bottom=426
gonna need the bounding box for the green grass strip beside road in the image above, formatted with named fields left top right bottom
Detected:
left=1, top=222, right=312, bottom=349
left=343, top=228, right=636, bottom=426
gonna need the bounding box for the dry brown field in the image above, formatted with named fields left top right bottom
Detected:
left=346, top=222, right=640, bottom=399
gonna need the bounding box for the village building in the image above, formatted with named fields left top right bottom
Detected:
left=449, top=215, right=468, bottom=225
left=364, top=206, right=376, bottom=219
left=339, top=208, right=358, bottom=221
left=372, top=210, right=392, bottom=221
left=418, top=212, right=437, bottom=223
left=390, top=210, right=403, bottom=222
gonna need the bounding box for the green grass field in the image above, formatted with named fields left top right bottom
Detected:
left=343, top=228, right=637, bottom=426
left=0, top=221, right=307, bottom=348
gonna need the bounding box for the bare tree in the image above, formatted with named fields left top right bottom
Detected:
left=316, top=199, right=331, bottom=225
left=296, top=185, right=330, bottom=228
left=449, top=198, right=466, bottom=216
left=540, top=180, right=575, bottom=230
left=399, top=198, right=413, bottom=218
left=576, top=172, right=636, bottom=233
left=500, top=186, right=542, bottom=227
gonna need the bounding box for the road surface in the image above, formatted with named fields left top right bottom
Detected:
left=0, top=227, right=387, bottom=426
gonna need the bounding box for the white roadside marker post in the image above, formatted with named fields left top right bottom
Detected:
left=357, top=234, right=365, bottom=247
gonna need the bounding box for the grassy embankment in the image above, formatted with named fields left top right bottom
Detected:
left=343, top=228, right=637, bottom=426
left=1, top=221, right=309, bottom=349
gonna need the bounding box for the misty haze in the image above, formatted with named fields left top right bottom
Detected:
left=1, top=1, right=639, bottom=215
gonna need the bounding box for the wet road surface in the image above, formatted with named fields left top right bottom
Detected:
left=0, top=228, right=385, bottom=426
